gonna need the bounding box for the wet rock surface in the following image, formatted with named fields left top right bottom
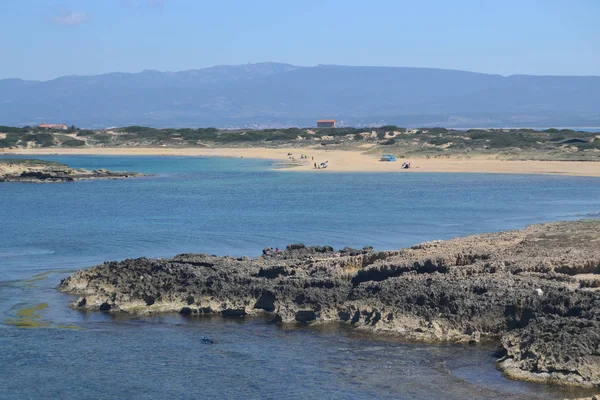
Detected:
left=59, top=220, right=600, bottom=387
left=0, top=160, right=143, bottom=182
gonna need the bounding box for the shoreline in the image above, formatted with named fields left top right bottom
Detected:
left=4, top=147, right=600, bottom=177
left=58, top=220, right=600, bottom=388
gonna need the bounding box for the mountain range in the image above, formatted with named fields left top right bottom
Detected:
left=1, top=62, right=599, bottom=128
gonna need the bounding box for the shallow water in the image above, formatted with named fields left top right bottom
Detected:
left=1, top=155, right=599, bottom=399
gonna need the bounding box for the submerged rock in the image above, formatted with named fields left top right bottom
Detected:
left=58, top=219, right=600, bottom=387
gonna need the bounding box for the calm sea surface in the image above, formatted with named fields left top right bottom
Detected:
left=1, top=155, right=599, bottom=399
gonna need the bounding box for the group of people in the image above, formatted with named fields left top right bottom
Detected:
left=314, top=160, right=328, bottom=169
left=262, top=247, right=281, bottom=256
left=286, top=152, right=328, bottom=169
left=288, top=153, right=313, bottom=161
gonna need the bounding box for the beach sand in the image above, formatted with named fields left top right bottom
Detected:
left=4, top=147, right=600, bottom=177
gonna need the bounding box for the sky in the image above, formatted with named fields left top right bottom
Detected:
left=1, top=0, right=599, bottom=80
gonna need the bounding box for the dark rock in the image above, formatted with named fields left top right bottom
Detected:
left=179, top=307, right=193, bottom=316
left=1, top=161, right=144, bottom=183
left=143, top=294, right=155, bottom=306
left=257, top=266, right=288, bottom=279
left=500, top=316, right=600, bottom=385
left=492, top=347, right=508, bottom=359
left=294, top=294, right=306, bottom=304
left=271, top=314, right=283, bottom=323
left=99, top=302, right=112, bottom=311
left=221, top=309, right=247, bottom=318
left=295, top=310, right=317, bottom=323
left=58, top=219, right=600, bottom=387
left=338, top=310, right=351, bottom=321
left=254, top=291, right=276, bottom=312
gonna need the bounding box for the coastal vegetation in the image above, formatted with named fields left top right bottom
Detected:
left=1, top=125, right=599, bottom=161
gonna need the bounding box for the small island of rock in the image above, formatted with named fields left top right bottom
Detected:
left=0, top=159, right=143, bottom=182
left=59, top=220, right=600, bottom=388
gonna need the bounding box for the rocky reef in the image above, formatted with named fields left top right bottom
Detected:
left=0, top=159, right=143, bottom=182
left=59, top=220, right=600, bottom=387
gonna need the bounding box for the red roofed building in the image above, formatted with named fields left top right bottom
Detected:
left=317, top=119, right=336, bottom=128
left=39, top=123, right=68, bottom=130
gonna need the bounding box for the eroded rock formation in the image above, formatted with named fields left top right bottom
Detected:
left=59, top=220, right=600, bottom=387
left=0, top=159, right=142, bottom=182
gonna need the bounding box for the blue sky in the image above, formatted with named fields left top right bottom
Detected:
left=2, top=0, right=599, bottom=80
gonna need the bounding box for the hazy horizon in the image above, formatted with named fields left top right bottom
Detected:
left=2, top=63, right=599, bottom=128
left=2, top=0, right=599, bottom=80
left=4, top=61, right=600, bottom=83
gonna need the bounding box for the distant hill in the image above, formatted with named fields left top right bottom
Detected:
left=1, top=63, right=599, bottom=128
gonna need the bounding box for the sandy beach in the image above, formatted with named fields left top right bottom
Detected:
left=4, top=147, right=600, bottom=177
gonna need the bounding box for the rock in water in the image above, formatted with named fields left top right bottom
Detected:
left=0, top=159, right=144, bottom=182
left=58, top=219, right=600, bottom=387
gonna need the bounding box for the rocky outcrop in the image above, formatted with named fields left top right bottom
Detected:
left=58, top=220, right=600, bottom=387
left=0, top=159, right=143, bottom=182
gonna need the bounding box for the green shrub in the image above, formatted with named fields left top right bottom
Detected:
left=424, top=127, right=449, bottom=134
left=197, top=127, right=218, bottom=134
left=62, top=139, right=85, bottom=147
left=428, top=137, right=453, bottom=145
left=20, top=133, right=55, bottom=147
left=0, top=126, right=27, bottom=133
left=117, top=126, right=155, bottom=133
left=93, top=134, right=113, bottom=144
left=0, top=133, right=21, bottom=147
left=572, top=141, right=600, bottom=151
left=378, top=125, right=405, bottom=132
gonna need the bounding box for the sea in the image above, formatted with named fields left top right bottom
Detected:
left=1, top=155, right=599, bottom=400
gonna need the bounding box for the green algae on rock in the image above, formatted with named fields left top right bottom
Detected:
left=6, top=303, right=50, bottom=328
left=6, top=302, right=82, bottom=330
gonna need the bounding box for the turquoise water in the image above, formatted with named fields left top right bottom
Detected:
left=1, top=155, right=599, bottom=399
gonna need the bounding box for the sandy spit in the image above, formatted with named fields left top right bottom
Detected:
left=4, top=147, right=600, bottom=177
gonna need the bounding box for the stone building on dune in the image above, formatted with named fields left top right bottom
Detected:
left=39, top=123, right=68, bottom=130
left=317, top=119, right=336, bottom=128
